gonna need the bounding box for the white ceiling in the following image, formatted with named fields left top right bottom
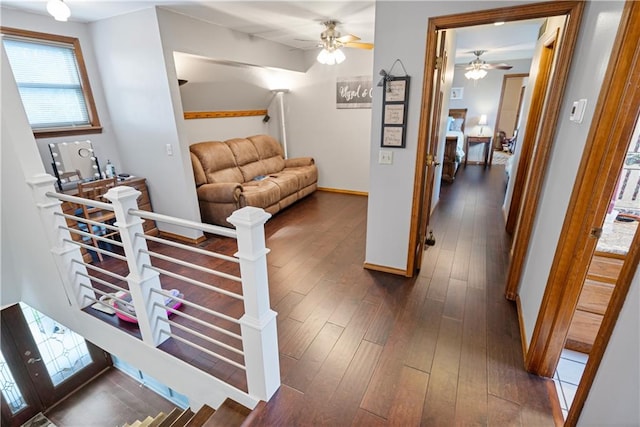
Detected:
left=2, top=1, right=543, bottom=62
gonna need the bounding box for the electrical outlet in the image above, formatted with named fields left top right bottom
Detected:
left=166, top=144, right=173, bottom=156
left=379, top=150, right=393, bottom=165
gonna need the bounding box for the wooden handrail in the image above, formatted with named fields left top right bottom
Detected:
left=184, top=110, right=267, bottom=120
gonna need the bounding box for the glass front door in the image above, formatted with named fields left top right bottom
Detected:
left=1, top=303, right=111, bottom=426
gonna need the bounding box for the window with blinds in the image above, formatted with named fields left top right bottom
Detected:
left=1, top=28, right=101, bottom=137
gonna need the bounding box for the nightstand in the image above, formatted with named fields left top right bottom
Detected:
left=465, top=136, right=493, bottom=167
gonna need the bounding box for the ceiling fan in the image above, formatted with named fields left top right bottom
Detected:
left=459, top=50, right=513, bottom=79
left=315, top=20, right=374, bottom=65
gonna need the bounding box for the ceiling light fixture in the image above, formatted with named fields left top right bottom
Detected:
left=465, top=68, right=488, bottom=80
left=47, top=0, right=70, bottom=21
left=317, top=46, right=345, bottom=65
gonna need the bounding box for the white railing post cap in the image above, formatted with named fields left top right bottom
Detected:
left=227, top=207, right=271, bottom=227
left=104, top=185, right=141, bottom=202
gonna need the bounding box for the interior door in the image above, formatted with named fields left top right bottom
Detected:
left=1, top=303, right=111, bottom=426
left=414, top=30, right=447, bottom=272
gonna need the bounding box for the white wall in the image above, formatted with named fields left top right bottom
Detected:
left=449, top=58, right=532, bottom=162
left=0, top=8, right=122, bottom=181
left=517, top=1, right=624, bottom=346
left=578, top=270, right=640, bottom=426
left=285, top=48, right=373, bottom=193
left=184, top=116, right=273, bottom=144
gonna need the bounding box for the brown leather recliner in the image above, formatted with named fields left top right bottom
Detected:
left=190, top=135, right=318, bottom=227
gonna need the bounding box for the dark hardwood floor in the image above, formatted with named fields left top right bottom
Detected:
left=51, top=163, right=557, bottom=426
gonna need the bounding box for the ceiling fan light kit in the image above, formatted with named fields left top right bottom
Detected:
left=317, top=47, right=345, bottom=65
left=316, top=20, right=373, bottom=65
left=462, top=50, right=512, bottom=80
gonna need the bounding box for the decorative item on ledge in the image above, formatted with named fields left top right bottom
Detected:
left=183, top=110, right=268, bottom=120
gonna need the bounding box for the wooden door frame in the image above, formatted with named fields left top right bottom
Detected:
left=415, top=30, right=447, bottom=273
left=525, top=0, right=640, bottom=395
left=407, top=1, right=585, bottom=276
left=504, top=32, right=558, bottom=238
left=495, top=73, right=529, bottom=149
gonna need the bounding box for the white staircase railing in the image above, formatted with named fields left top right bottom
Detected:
left=28, top=173, right=280, bottom=403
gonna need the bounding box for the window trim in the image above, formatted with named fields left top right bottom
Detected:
left=1, top=27, right=102, bottom=138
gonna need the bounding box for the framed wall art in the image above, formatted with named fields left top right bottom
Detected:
left=451, top=87, right=464, bottom=100
left=381, top=76, right=410, bottom=148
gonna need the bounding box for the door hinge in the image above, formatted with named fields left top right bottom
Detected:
left=589, top=227, right=603, bottom=239
left=435, top=56, right=443, bottom=70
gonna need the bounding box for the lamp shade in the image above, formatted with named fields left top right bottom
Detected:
left=478, top=114, right=488, bottom=125
left=47, top=0, right=70, bottom=21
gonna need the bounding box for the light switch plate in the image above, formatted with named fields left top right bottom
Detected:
left=379, top=150, right=393, bottom=165
left=569, top=99, right=587, bottom=123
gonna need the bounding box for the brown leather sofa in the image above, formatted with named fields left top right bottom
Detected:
left=190, top=134, right=318, bottom=227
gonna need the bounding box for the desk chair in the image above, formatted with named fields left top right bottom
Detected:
left=77, top=177, right=118, bottom=261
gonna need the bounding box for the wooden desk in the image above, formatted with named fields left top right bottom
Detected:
left=464, top=136, right=493, bottom=167
left=60, top=177, right=158, bottom=262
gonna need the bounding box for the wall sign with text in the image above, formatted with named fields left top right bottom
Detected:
left=336, top=76, right=373, bottom=109
left=381, top=76, right=410, bottom=148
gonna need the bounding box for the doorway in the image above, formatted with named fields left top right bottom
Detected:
left=1, top=303, right=111, bottom=426
left=408, top=1, right=585, bottom=279
left=495, top=74, right=528, bottom=150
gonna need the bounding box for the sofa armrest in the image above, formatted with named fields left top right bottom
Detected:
left=285, top=157, right=315, bottom=168
left=197, top=182, right=242, bottom=203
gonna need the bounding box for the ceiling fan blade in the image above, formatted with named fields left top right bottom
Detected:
left=337, top=34, right=360, bottom=43
left=343, top=41, right=374, bottom=50
left=486, top=63, right=513, bottom=70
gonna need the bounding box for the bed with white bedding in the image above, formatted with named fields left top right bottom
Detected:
left=442, top=108, right=467, bottom=182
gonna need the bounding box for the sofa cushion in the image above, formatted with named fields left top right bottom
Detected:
left=248, top=135, right=285, bottom=174
left=283, top=165, right=318, bottom=188
left=190, top=141, right=243, bottom=183
left=190, top=152, right=207, bottom=187
left=226, top=138, right=267, bottom=181
left=266, top=173, right=299, bottom=198
left=240, top=180, right=281, bottom=209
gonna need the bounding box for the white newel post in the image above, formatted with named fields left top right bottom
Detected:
left=227, top=207, right=280, bottom=401
left=104, top=186, right=170, bottom=346
left=27, top=174, right=95, bottom=307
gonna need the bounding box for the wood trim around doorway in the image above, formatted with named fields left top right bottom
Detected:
left=525, top=0, right=640, bottom=393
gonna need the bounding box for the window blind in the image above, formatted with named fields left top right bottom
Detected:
left=3, top=38, right=90, bottom=128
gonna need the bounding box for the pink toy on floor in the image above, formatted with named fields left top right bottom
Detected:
left=112, top=289, right=183, bottom=324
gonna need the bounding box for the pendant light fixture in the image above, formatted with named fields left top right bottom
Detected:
left=47, top=0, right=71, bottom=22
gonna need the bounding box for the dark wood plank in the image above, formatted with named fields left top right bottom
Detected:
left=420, top=317, right=463, bottom=426
left=283, top=322, right=344, bottom=393
left=313, top=340, right=383, bottom=425
left=386, top=366, right=430, bottom=426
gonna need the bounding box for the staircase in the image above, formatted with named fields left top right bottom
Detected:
left=122, top=398, right=253, bottom=427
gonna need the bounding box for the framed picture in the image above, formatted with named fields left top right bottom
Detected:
left=381, top=75, right=410, bottom=148
left=382, top=126, right=404, bottom=147
left=451, top=87, right=464, bottom=100
left=384, top=104, right=405, bottom=125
